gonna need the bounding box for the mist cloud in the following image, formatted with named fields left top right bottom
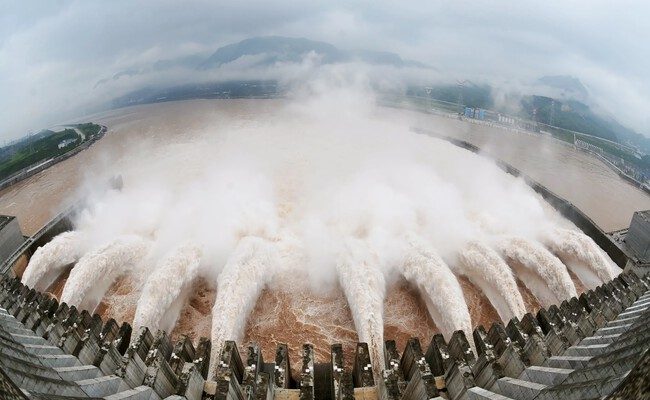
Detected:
left=20, top=77, right=620, bottom=373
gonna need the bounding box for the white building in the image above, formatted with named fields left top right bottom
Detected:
left=57, top=138, right=76, bottom=149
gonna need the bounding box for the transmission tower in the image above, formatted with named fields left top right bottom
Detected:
left=549, top=99, right=556, bottom=126
left=425, top=87, right=432, bottom=112
left=456, top=80, right=467, bottom=116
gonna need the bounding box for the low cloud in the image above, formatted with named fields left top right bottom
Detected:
left=1, top=1, right=649, bottom=139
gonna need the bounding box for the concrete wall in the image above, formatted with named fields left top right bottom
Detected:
left=0, top=208, right=74, bottom=277
left=626, top=211, right=650, bottom=262
left=0, top=217, right=25, bottom=268
left=2, top=270, right=649, bottom=400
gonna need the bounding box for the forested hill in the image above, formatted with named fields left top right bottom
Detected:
left=408, top=83, right=650, bottom=154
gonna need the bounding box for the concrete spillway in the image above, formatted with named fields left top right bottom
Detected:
left=2, top=266, right=648, bottom=400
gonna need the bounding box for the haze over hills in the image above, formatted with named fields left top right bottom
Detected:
left=103, top=36, right=650, bottom=154
left=199, top=36, right=430, bottom=69
left=536, top=75, right=589, bottom=101
left=97, top=36, right=430, bottom=88
left=5, top=2, right=650, bottom=145
left=411, top=77, right=650, bottom=154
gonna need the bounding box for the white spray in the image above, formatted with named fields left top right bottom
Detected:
left=336, top=238, right=386, bottom=376
left=457, top=241, right=527, bottom=322
left=21, top=231, right=83, bottom=291
left=60, top=235, right=149, bottom=312
left=545, top=228, right=619, bottom=288
left=498, top=237, right=576, bottom=307
left=401, top=236, right=472, bottom=339
left=132, top=243, right=202, bottom=334
left=32, top=83, right=622, bottom=372
left=208, top=236, right=279, bottom=379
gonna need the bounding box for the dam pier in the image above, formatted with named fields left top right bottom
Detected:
left=0, top=271, right=649, bottom=399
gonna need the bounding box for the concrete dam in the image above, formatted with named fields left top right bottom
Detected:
left=0, top=100, right=649, bottom=399
left=0, top=148, right=649, bottom=399
left=1, top=257, right=649, bottom=399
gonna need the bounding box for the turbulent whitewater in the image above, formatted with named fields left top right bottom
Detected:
left=499, top=237, right=577, bottom=307
left=458, top=241, right=526, bottom=322
left=20, top=87, right=621, bottom=375
left=60, top=235, right=150, bottom=312
left=402, top=236, right=472, bottom=339
left=208, top=237, right=279, bottom=378
left=336, top=238, right=386, bottom=375
left=132, top=243, right=202, bottom=334
left=21, top=231, right=83, bottom=291
left=546, top=228, right=619, bottom=288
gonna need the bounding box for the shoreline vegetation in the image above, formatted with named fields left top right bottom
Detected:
left=0, top=123, right=106, bottom=190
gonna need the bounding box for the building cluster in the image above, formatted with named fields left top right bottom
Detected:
left=57, top=138, right=77, bottom=149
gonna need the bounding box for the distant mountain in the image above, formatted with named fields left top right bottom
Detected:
left=522, top=96, right=619, bottom=141
left=97, top=36, right=430, bottom=88
left=199, top=36, right=431, bottom=69
left=350, top=49, right=430, bottom=68
left=200, top=36, right=343, bottom=68
left=151, top=54, right=205, bottom=71
left=94, top=55, right=206, bottom=88
left=536, top=75, right=589, bottom=100
left=521, top=94, right=650, bottom=152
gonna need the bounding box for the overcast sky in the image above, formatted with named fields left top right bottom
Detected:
left=1, top=1, right=649, bottom=141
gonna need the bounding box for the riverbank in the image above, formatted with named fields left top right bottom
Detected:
left=0, top=125, right=107, bottom=192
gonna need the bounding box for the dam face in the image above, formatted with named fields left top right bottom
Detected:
left=1, top=157, right=648, bottom=399
left=0, top=269, right=649, bottom=399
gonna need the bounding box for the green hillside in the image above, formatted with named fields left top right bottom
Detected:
left=0, top=123, right=102, bottom=181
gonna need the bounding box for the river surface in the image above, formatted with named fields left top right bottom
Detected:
left=2, top=99, right=647, bottom=371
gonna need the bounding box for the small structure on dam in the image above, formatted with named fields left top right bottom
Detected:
left=0, top=216, right=24, bottom=265
left=626, top=210, right=650, bottom=262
